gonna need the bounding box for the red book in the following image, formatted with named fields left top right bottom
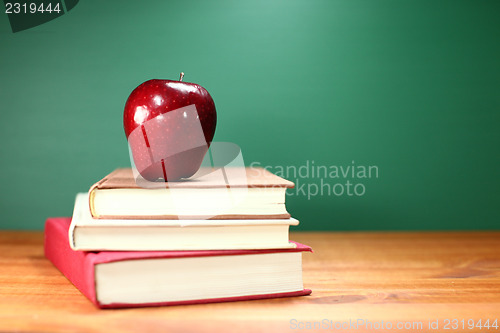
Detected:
left=44, top=217, right=312, bottom=309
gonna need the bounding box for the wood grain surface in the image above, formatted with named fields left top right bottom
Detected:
left=0, top=231, right=499, bottom=332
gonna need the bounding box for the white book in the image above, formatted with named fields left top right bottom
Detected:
left=69, top=193, right=299, bottom=251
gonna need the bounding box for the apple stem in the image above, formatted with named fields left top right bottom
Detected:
left=179, top=72, right=184, bottom=81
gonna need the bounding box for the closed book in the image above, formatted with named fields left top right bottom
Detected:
left=89, top=167, right=294, bottom=220
left=45, top=217, right=312, bottom=309
left=71, top=193, right=299, bottom=251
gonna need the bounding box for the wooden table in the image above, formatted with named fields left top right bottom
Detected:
left=1, top=231, right=499, bottom=332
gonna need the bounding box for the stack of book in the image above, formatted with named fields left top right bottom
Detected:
left=44, top=167, right=311, bottom=308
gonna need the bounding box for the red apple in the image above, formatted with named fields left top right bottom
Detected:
left=124, top=73, right=217, bottom=182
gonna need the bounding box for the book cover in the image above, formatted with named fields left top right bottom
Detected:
left=92, top=167, right=295, bottom=190
left=45, top=217, right=312, bottom=309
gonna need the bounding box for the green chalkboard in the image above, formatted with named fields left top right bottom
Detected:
left=0, top=0, right=498, bottom=230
